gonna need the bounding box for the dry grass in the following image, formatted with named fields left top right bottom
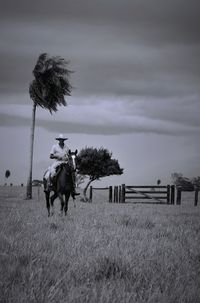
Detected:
left=0, top=186, right=200, bottom=303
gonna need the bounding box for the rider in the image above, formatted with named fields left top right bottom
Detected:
left=43, top=134, right=79, bottom=198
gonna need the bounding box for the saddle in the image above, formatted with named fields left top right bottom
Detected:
left=43, top=165, right=63, bottom=192
left=50, top=164, right=65, bottom=188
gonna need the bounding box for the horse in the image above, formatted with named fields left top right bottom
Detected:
left=44, top=149, right=78, bottom=217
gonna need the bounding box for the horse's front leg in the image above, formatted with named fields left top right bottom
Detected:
left=64, top=192, right=70, bottom=216
left=50, top=192, right=57, bottom=216
left=73, top=197, right=76, bottom=208
left=58, top=193, right=65, bottom=216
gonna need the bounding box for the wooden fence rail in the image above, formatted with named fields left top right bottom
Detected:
left=89, top=185, right=199, bottom=205
left=121, top=184, right=171, bottom=204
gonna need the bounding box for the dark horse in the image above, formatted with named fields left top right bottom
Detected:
left=44, top=150, right=78, bottom=217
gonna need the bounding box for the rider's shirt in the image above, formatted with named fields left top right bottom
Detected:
left=50, top=143, right=69, bottom=161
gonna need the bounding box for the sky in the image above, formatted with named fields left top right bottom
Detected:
left=0, top=0, right=200, bottom=187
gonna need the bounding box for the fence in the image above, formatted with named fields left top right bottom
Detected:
left=89, top=185, right=199, bottom=206
left=176, top=187, right=199, bottom=206
left=89, top=186, right=124, bottom=203
left=89, top=186, right=112, bottom=202
left=121, top=184, right=172, bottom=204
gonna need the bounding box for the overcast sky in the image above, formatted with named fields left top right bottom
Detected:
left=0, top=0, right=199, bottom=186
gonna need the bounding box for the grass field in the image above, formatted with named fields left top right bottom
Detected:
left=0, top=186, right=200, bottom=303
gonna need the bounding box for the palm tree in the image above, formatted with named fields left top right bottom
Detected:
left=4, top=170, right=11, bottom=185
left=26, top=53, right=73, bottom=199
left=157, top=179, right=161, bottom=186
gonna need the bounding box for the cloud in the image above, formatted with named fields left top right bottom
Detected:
left=0, top=0, right=199, bottom=100
left=1, top=0, right=199, bottom=42
left=0, top=0, right=199, bottom=138
left=124, top=95, right=200, bottom=128
left=1, top=0, right=200, bottom=187
left=0, top=96, right=199, bottom=137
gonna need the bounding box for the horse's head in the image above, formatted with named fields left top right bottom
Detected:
left=68, top=149, right=78, bottom=171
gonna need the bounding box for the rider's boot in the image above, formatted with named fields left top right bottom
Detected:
left=71, top=190, right=80, bottom=200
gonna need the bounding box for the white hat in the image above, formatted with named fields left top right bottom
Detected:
left=55, top=134, right=68, bottom=141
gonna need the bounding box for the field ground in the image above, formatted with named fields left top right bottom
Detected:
left=0, top=186, right=200, bottom=303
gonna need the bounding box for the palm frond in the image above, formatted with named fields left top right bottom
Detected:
left=30, top=53, right=73, bottom=113
left=33, top=53, right=49, bottom=77
left=29, top=80, right=46, bottom=108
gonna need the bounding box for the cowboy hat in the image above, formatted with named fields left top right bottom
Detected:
left=55, top=134, right=68, bottom=141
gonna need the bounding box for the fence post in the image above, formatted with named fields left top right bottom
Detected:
left=170, top=185, right=175, bottom=204
left=109, top=186, right=113, bottom=203
left=176, top=188, right=182, bottom=205
left=194, top=188, right=199, bottom=206
left=114, top=186, right=118, bottom=203
left=37, top=186, right=40, bottom=201
left=89, top=186, right=93, bottom=202
left=167, top=185, right=170, bottom=204
left=119, top=186, right=122, bottom=203
left=116, top=186, right=119, bottom=203
left=121, top=184, right=125, bottom=203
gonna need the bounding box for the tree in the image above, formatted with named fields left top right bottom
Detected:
left=26, top=53, right=72, bottom=199
left=157, top=179, right=161, bottom=186
left=171, top=172, right=183, bottom=185
left=32, top=179, right=43, bottom=186
left=171, top=173, right=194, bottom=191
left=76, top=174, right=87, bottom=188
left=192, top=176, right=200, bottom=188
left=4, top=170, right=11, bottom=185
left=76, top=147, right=123, bottom=201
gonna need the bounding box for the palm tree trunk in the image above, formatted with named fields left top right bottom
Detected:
left=26, top=102, right=36, bottom=199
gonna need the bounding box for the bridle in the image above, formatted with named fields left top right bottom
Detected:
left=68, top=150, right=78, bottom=172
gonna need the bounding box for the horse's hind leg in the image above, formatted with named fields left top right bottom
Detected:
left=45, top=192, right=50, bottom=217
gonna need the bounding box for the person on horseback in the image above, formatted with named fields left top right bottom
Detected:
left=43, top=134, right=79, bottom=198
